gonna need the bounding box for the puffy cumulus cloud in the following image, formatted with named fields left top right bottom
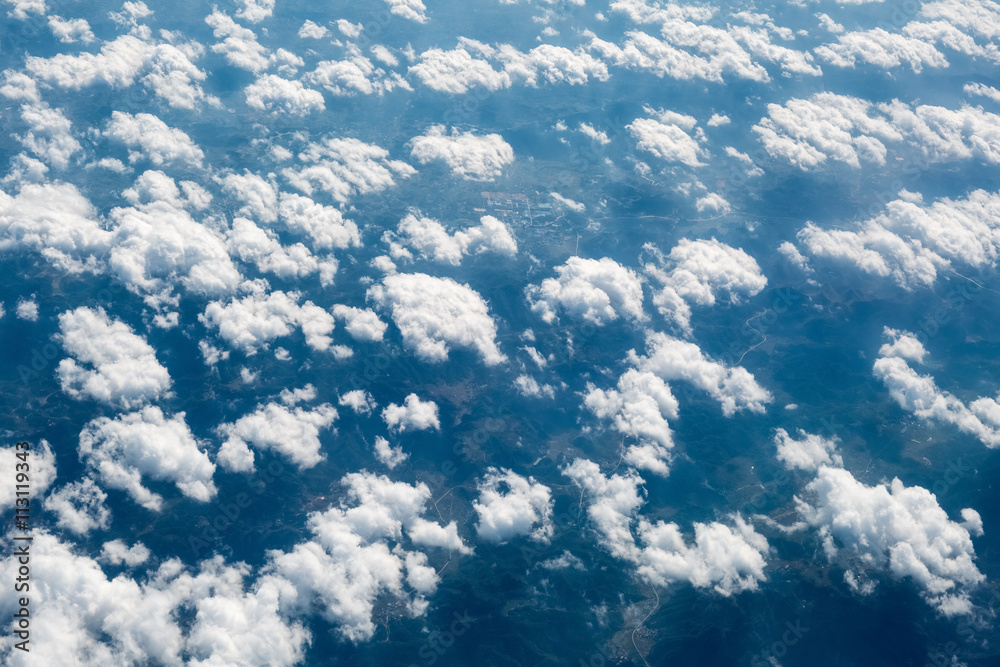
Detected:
left=631, top=331, right=772, bottom=416
left=220, top=170, right=278, bottom=222
left=245, top=74, right=326, bottom=115
left=216, top=389, right=338, bottom=472
left=332, top=304, right=388, bottom=342
left=227, top=217, right=337, bottom=286
left=383, top=213, right=517, bottom=265
left=79, top=406, right=216, bottom=511
left=0, top=534, right=310, bottom=666
left=48, top=15, right=95, bottom=43
left=965, top=81, right=1000, bottom=104
left=474, top=468, right=554, bottom=544
left=99, top=539, right=151, bottom=567
left=373, top=435, right=409, bottom=469
left=108, top=191, right=242, bottom=309
left=0, top=70, right=40, bottom=103
left=584, top=369, right=678, bottom=476
left=756, top=93, right=1000, bottom=170
left=368, top=272, right=506, bottom=365
left=527, top=256, right=646, bottom=326
left=282, top=136, right=416, bottom=204
left=17, top=103, right=82, bottom=169
left=550, top=192, right=585, bottom=212
left=0, top=439, right=55, bottom=511
left=306, top=52, right=412, bottom=97
left=264, top=471, right=472, bottom=643
left=5, top=0, right=44, bottom=19
left=408, top=45, right=510, bottom=94
left=15, top=297, right=38, bottom=321
left=874, top=328, right=1000, bottom=448
left=200, top=288, right=346, bottom=356
left=298, top=19, right=329, bottom=39
left=26, top=34, right=218, bottom=110
left=45, top=477, right=111, bottom=535
left=564, top=459, right=770, bottom=595
left=0, top=182, right=111, bottom=273
left=384, top=0, right=427, bottom=22
left=493, top=43, right=610, bottom=87
left=235, top=0, right=274, bottom=23
left=382, top=393, right=440, bottom=433
left=795, top=465, right=984, bottom=615
left=815, top=28, right=948, bottom=73
left=56, top=307, right=172, bottom=409
left=627, top=108, right=707, bottom=167
left=643, top=239, right=767, bottom=334
left=586, top=2, right=820, bottom=83
left=789, top=188, right=1000, bottom=289
left=409, top=126, right=514, bottom=181
left=753, top=93, right=901, bottom=169
left=340, top=389, right=377, bottom=414
left=538, top=551, right=586, bottom=571
left=514, top=374, right=556, bottom=399
left=774, top=428, right=842, bottom=471
left=205, top=10, right=271, bottom=73
left=105, top=111, right=204, bottom=168
left=278, top=192, right=361, bottom=249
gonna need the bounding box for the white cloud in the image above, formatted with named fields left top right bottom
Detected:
left=965, top=82, right=1000, bottom=104
left=339, top=389, right=377, bottom=414
left=306, top=53, right=412, bottom=97
left=514, top=374, right=556, bottom=399
left=45, top=477, right=111, bottom=535
left=384, top=0, right=427, bottom=23
left=278, top=193, right=361, bottom=249
left=205, top=10, right=271, bottom=73
left=5, top=0, right=44, bottom=19
left=584, top=369, right=678, bottom=476
left=282, top=136, right=416, bottom=204
left=235, top=0, right=274, bottom=23
left=0, top=440, right=55, bottom=511
left=643, top=238, right=767, bottom=334
left=474, top=468, right=553, bottom=543
left=368, top=272, right=506, bottom=365
left=527, top=256, right=646, bottom=326
left=627, top=108, right=707, bottom=167
left=332, top=305, right=388, bottom=342
left=79, top=406, right=216, bottom=511
left=27, top=34, right=217, bottom=110
left=228, top=217, right=336, bottom=285
left=774, top=428, right=843, bottom=471
left=221, top=170, right=278, bottom=222
left=874, top=328, right=1000, bottom=448
left=298, top=20, right=329, bottom=39
left=336, top=19, right=363, bottom=38
left=265, top=471, right=471, bottom=643
left=564, top=458, right=770, bottom=595
left=56, top=307, right=172, bottom=409
left=550, top=192, right=585, bottom=213
left=382, top=394, right=440, bottom=433
left=15, top=297, right=38, bottom=321
left=578, top=122, right=611, bottom=145
left=0, top=182, right=111, bottom=274
left=409, top=126, right=514, bottom=181
left=815, top=28, right=948, bottom=73
left=408, top=45, right=510, bottom=94
left=99, top=539, right=151, bottom=566
left=790, top=188, right=1000, bottom=289
left=383, top=213, right=517, bottom=265
left=216, top=391, right=338, bottom=472
left=245, top=75, right=325, bottom=115
left=631, top=331, right=772, bottom=416
left=105, top=111, right=204, bottom=168
left=756, top=93, right=1000, bottom=170
left=200, top=288, right=345, bottom=356
left=373, top=436, right=408, bottom=469
left=795, top=465, right=984, bottom=615
left=48, top=15, right=95, bottom=43
left=0, top=533, right=309, bottom=666
left=18, top=103, right=82, bottom=170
